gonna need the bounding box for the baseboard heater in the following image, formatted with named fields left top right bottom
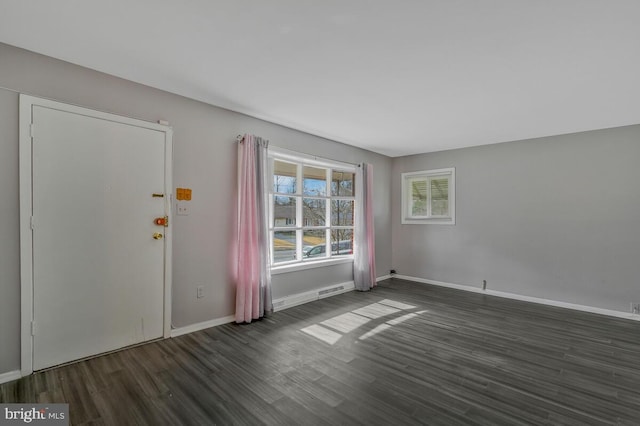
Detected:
left=272, top=281, right=355, bottom=312
left=318, top=284, right=344, bottom=297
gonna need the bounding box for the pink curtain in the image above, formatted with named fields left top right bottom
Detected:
left=236, top=134, right=272, bottom=323
left=354, top=163, right=376, bottom=291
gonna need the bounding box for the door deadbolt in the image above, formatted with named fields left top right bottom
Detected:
left=154, top=216, right=168, bottom=227
left=153, top=233, right=163, bottom=240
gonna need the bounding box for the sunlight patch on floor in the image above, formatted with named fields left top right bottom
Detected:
left=301, top=300, right=425, bottom=345
left=300, top=324, right=342, bottom=345
left=358, top=323, right=392, bottom=340
left=321, top=312, right=371, bottom=333
left=386, top=312, right=419, bottom=326
left=378, top=299, right=416, bottom=310
left=359, top=310, right=428, bottom=340
left=352, top=303, right=400, bottom=319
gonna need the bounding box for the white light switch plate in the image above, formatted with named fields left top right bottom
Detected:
left=176, top=202, right=189, bottom=216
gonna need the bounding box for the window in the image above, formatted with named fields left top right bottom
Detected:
left=401, top=168, right=455, bottom=224
left=269, top=149, right=356, bottom=268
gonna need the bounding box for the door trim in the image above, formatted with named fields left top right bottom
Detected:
left=19, top=94, right=173, bottom=376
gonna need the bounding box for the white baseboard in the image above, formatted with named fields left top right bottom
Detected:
left=376, top=274, right=392, bottom=282
left=170, top=315, right=235, bottom=338
left=172, top=279, right=369, bottom=335
left=394, top=274, right=640, bottom=322
left=0, top=369, right=21, bottom=385
left=273, top=281, right=355, bottom=312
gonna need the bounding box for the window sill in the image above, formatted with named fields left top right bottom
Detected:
left=271, top=257, right=354, bottom=275
left=401, top=217, right=455, bottom=225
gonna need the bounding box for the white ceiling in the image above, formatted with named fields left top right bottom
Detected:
left=1, top=1, right=639, bottom=157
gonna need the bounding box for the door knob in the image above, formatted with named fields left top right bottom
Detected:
left=153, top=233, right=163, bottom=240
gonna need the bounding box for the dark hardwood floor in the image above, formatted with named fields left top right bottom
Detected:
left=2, top=278, right=640, bottom=425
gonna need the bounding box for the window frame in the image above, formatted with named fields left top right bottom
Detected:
left=268, top=147, right=357, bottom=272
left=401, top=167, right=455, bottom=225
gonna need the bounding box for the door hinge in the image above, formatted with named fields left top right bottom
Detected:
left=31, top=321, right=36, bottom=336
left=30, top=216, right=35, bottom=230
left=30, top=123, right=35, bottom=138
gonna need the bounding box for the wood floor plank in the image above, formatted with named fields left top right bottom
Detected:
left=2, top=277, right=639, bottom=425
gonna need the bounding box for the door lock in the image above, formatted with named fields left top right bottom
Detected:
left=153, top=233, right=163, bottom=240
left=154, top=216, right=169, bottom=227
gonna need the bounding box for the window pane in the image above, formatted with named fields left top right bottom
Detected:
left=411, top=179, right=428, bottom=216
left=430, top=177, right=449, bottom=216
left=274, top=161, right=297, bottom=194
left=302, top=230, right=326, bottom=259
left=303, top=166, right=327, bottom=196
left=331, top=229, right=353, bottom=256
left=273, top=230, right=297, bottom=263
left=303, top=198, right=326, bottom=226
left=331, top=200, right=354, bottom=226
left=273, top=196, right=296, bottom=227
left=331, top=171, right=355, bottom=196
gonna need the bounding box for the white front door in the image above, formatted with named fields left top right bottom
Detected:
left=25, top=99, right=171, bottom=371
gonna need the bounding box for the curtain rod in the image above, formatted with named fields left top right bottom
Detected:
left=236, top=134, right=360, bottom=167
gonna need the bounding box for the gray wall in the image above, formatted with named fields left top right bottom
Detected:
left=0, top=82, right=20, bottom=375
left=392, top=126, right=640, bottom=313
left=272, top=262, right=354, bottom=300
left=0, top=43, right=392, bottom=375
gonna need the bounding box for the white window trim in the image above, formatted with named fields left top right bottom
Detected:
left=268, top=146, right=357, bottom=269
left=271, top=257, right=354, bottom=275
left=401, top=167, right=455, bottom=225
left=269, top=146, right=356, bottom=170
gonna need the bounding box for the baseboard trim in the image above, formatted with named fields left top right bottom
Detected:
left=394, top=274, right=640, bottom=322
left=170, top=315, right=235, bottom=338
left=0, top=370, right=22, bottom=385
left=376, top=274, right=392, bottom=282
left=273, top=281, right=355, bottom=312
left=172, top=278, right=372, bottom=334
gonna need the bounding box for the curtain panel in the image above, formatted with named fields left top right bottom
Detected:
left=354, top=162, right=376, bottom=291
left=235, top=134, right=272, bottom=323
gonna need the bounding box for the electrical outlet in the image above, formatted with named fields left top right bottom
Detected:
left=197, top=286, right=204, bottom=299
left=631, top=303, right=640, bottom=314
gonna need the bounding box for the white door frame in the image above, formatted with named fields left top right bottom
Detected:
left=19, top=94, right=173, bottom=376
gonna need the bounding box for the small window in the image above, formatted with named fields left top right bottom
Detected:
left=401, top=168, right=455, bottom=225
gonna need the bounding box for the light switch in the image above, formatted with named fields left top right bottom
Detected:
left=176, top=202, right=189, bottom=216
